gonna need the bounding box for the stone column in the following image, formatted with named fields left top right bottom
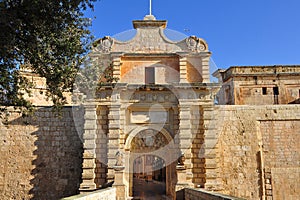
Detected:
left=176, top=102, right=194, bottom=192
left=178, top=53, right=188, bottom=83
left=202, top=105, right=222, bottom=191
left=107, top=104, right=121, bottom=183
left=80, top=101, right=97, bottom=191
left=111, top=53, right=123, bottom=81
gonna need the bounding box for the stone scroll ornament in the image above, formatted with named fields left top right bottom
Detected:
left=94, top=36, right=114, bottom=53
left=186, top=36, right=207, bottom=52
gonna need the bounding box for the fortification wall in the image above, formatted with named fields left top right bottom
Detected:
left=1, top=105, right=299, bottom=200
left=0, top=107, right=84, bottom=200
left=215, top=105, right=300, bottom=200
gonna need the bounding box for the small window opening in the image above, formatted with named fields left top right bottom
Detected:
left=273, top=87, right=279, bottom=95
left=145, top=67, right=155, bottom=84
left=273, top=87, right=279, bottom=104
left=262, top=87, right=267, bottom=95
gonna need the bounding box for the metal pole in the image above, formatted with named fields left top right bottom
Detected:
left=150, top=0, right=152, bottom=15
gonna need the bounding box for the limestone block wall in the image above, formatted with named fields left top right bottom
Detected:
left=191, top=106, right=206, bottom=187
left=232, top=76, right=300, bottom=105
left=184, top=188, right=243, bottom=200
left=186, top=57, right=204, bottom=83
left=0, top=107, right=84, bottom=200
left=120, top=57, right=180, bottom=84
left=217, top=67, right=300, bottom=105
left=215, top=105, right=300, bottom=200
left=20, top=71, right=73, bottom=106
left=260, top=120, right=300, bottom=200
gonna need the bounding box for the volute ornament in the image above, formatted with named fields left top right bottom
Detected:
left=95, top=36, right=114, bottom=53
left=186, top=36, right=207, bottom=52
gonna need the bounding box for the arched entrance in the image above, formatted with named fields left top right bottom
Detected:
left=125, top=127, right=176, bottom=199
left=132, top=155, right=166, bottom=198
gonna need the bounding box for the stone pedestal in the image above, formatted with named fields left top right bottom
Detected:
left=175, top=165, right=190, bottom=200
left=175, top=165, right=193, bottom=189
left=113, top=166, right=127, bottom=200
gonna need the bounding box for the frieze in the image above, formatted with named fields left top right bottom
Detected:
left=95, top=89, right=214, bottom=101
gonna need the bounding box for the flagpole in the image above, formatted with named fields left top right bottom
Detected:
left=150, top=0, right=152, bottom=15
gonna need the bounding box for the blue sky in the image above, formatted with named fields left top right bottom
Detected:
left=84, top=0, right=300, bottom=69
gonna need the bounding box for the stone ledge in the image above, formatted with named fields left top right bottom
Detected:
left=62, top=187, right=116, bottom=200
left=185, top=188, right=246, bottom=200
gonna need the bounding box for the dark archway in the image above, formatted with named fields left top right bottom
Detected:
left=126, top=128, right=176, bottom=199
left=132, top=155, right=166, bottom=198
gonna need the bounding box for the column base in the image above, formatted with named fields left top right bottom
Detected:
left=79, top=182, right=97, bottom=192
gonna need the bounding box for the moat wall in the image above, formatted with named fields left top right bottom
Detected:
left=0, top=105, right=299, bottom=200
left=0, top=107, right=84, bottom=200
left=215, top=105, right=300, bottom=200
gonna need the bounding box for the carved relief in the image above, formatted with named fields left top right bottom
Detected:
left=186, top=36, right=198, bottom=51
left=177, top=153, right=185, bottom=165
left=131, top=130, right=168, bottom=151
left=115, top=150, right=124, bottom=166
left=186, top=36, right=207, bottom=52
left=95, top=36, right=114, bottom=53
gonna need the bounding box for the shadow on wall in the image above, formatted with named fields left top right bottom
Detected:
left=1, top=107, right=84, bottom=200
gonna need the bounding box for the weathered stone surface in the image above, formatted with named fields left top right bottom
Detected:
left=214, top=66, right=300, bottom=105
left=216, top=105, right=300, bottom=200
left=0, top=107, right=84, bottom=200
left=5, top=14, right=300, bottom=200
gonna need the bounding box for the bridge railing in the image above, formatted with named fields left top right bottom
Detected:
left=184, top=188, right=246, bottom=200
left=61, top=187, right=116, bottom=200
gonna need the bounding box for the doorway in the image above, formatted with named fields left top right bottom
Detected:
left=132, top=155, right=166, bottom=199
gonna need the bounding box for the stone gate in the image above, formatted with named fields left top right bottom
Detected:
left=79, top=14, right=220, bottom=200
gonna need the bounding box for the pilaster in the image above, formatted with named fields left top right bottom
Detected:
left=202, top=56, right=210, bottom=83
left=178, top=53, right=189, bottom=83
left=176, top=102, right=194, bottom=191
left=107, top=104, right=121, bottom=183
left=80, top=101, right=97, bottom=191
left=202, top=105, right=222, bottom=191
left=111, top=53, right=123, bottom=81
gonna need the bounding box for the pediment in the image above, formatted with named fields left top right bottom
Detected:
left=92, top=19, right=209, bottom=54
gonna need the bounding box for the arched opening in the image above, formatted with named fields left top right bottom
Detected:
left=125, top=128, right=176, bottom=199
left=132, top=155, right=166, bottom=198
